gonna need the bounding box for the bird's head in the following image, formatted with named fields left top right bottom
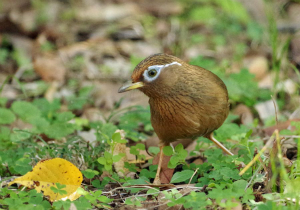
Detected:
left=118, top=53, right=184, bottom=97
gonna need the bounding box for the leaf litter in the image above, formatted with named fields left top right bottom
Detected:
left=0, top=0, right=300, bottom=209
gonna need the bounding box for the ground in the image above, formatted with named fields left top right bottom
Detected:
left=0, top=0, right=300, bottom=209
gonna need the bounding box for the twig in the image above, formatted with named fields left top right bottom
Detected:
left=187, top=168, right=199, bottom=186
left=258, top=155, right=268, bottom=174
left=245, top=164, right=263, bottom=190
left=102, top=184, right=204, bottom=202
left=274, top=130, right=289, bottom=181
left=108, top=177, right=123, bottom=188
left=281, top=135, right=300, bottom=139
left=271, top=95, right=278, bottom=125
left=239, top=134, right=275, bottom=176
left=102, top=185, right=160, bottom=195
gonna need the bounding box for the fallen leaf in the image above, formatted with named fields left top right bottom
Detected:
left=191, top=158, right=204, bottom=165
left=152, top=152, right=173, bottom=184
left=233, top=104, right=254, bottom=125
left=44, top=81, right=59, bottom=102
left=276, top=79, right=297, bottom=95
left=288, top=3, right=300, bottom=26
left=239, top=0, right=266, bottom=23
left=147, top=137, right=194, bottom=183
left=243, top=54, right=268, bottom=81
left=258, top=73, right=273, bottom=89
left=254, top=100, right=279, bottom=120
left=126, top=147, right=152, bottom=164
left=9, top=158, right=83, bottom=202
left=291, top=34, right=300, bottom=65
left=81, top=108, right=105, bottom=122
left=263, top=119, right=300, bottom=136
left=117, top=40, right=160, bottom=58
left=0, top=0, right=30, bottom=13
left=33, top=54, right=66, bottom=82
left=140, top=0, right=183, bottom=16
left=231, top=198, right=243, bottom=210
left=76, top=3, right=140, bottom=22
left=78, top=129, right=98, bottom=147
left=290, top=107, right=300, bottom=120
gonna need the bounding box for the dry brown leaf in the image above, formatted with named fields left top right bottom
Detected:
left=117, top=40, right=160, bottom=58
left=9, top=158, right=83, bottom=202
left=140, top=0, right=183, bottom=16
left=185, top=140, right=198, bottom=159
left=290, top=107, right=300, bottom=120
left=44, top=81, right=59, bottom=102
left=291, top=33, right=300, bottom=65
left=145, top=136, right=160, bottom=149
left=288, top=3, right=300, bottom=25
left=59, top=38, right=118, bottom=60
left=93, top=81, right=148, bottom=112
left=231, top=199, right=243, bottom=210
left=81, top=108, right=104, bottom=122
left=276, top=79, right=297, bottom=95
left=78, top=129, right=98, bottom=147
left=233, top=104, right=254, bottom=125
left=263, top=119, right=300, bottom=136
left=1, top=0, right=30, bottom=13
left=9, top=35, right=34, bottom=59
left=239, top=0, right=266, bottom=23
left=192, top=158, right=204, bottom=165
left=254, top=100, right=279, bottom=120
left=33, top=54, right=66, bottom=82
left=258, top=73, right=273, bottom=89
left=146, top=137, right=194, bottom=183
left=76, top=3, right=140, bottom=22
left=152, top=153, right=174, bottom=184
left=126, top=147, right=152, bottom=164
left=9, top=8, right=36, bottom=32
left=243, top=55, right=268, bottom=81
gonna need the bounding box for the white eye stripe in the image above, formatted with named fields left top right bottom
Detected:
left=163, top=62, right=182, bottom=68
left=143, top=62, right=182, bottom=82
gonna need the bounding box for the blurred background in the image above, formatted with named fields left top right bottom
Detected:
left=0, top=0, right=299, bottom=135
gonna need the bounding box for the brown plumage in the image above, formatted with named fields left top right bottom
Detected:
left=119, top=53, right=232, bottom=184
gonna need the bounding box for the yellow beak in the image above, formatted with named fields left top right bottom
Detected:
left=118, top=82, right=144, bottom=93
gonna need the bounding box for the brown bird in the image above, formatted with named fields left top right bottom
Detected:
left=118, top=53, right=233, bottom=184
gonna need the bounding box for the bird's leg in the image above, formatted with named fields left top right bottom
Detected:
left=208, top=133, right=234, bottom=156
left=153, top=145, right=164, bottom=184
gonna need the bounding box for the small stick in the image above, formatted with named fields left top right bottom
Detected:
left=271, top=95, right=278, bottom=126
left=187, top=168, right=199, bottom=186
left=239, top=134, right=275, bottom=176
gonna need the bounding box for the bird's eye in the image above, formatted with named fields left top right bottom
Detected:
left=143, top=65, right=162, bottom=82
left=147, top=69, right=157, bottom=78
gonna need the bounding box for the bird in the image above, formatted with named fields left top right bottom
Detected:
left=118, top=53, right=233, bottom=184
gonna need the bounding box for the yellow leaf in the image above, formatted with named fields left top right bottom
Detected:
left=9, top=158, right=83, bottom=202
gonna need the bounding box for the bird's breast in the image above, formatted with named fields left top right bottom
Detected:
left=149, top=95, right=227, bottom=144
